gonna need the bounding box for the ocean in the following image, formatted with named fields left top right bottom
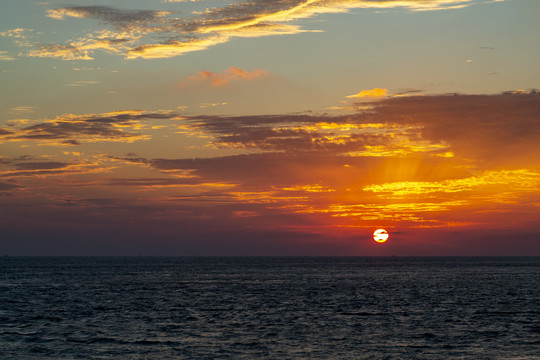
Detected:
left=1, top=257, right=539, bottom=359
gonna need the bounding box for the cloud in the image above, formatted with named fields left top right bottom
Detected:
left=0, top=28, right=34, bottom=47
left=27, top=30, right=136, bottom=60
left=136, top=92, right=540, bottom=230
left=362, top=91, right=540, bottom=167
left=125, top=36, right=228, bottom=59
left=65, top=81, right=100, bottom=87
left=9, top=106, right=36, bottom=114
left=7, top=1, right=493, bottom=60
left=148, top=153, right=349, bottom=188
left=12, top=161, right=69, bottom=171
left=178, top=113, right=437, bottom=156
left=199, top=102, right=229, bottom=109
left=183, top=67, right=270, bottom=87
left=0, top=110, right=181, bottom=145
left=0, top=157, right=113, bottom=179
left=46, top=6, right=171, bottom=27
left=363, top=169, right=540, bottom=199
left=2, top=91, right=539, bottom=255
left=0, top=51, right=15, bottom=61
left=0, top=181, right=21, bottom=191
left=0, top=128, right=15, bottom=136
left=27, top=44, right=94, bottom=60
left=347, top=88, right=389, bottom=99
left=124, top=0, right=484, bottom=58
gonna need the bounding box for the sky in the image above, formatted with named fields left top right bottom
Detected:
left=1, top=0, right=539, bottom=256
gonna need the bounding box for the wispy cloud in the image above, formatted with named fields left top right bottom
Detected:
left=9, top=106, right=36, bottom=114
left=5, top=1, right=493, bottom=60
left=0, top=157, right=113, bottom=179
left=183, top=67, right=270, bottom=87
left=0, top=110, right=181, bottom=145
left=46, top=6, right=171, bottom=25
left=65, top=80, right=101, bottom=87
left=0, top=51, right=15, bottom=61
left=26, top=30, right=136, bottom=60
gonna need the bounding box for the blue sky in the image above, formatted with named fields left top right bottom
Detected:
left=2, top=0, right=538, bottom=117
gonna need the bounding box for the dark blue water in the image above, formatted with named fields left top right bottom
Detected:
left=1, top=257, right=539, bottom=359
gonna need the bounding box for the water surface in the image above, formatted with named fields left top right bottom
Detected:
left=1, top=257, right=538, bottom=359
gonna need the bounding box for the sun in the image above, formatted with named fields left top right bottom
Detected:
left=373, top=229, right=389, bottom=243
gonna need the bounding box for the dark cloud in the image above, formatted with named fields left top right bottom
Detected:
left=49, top=6, right=171, bottom=28
left=1, top=111, right=177, bottom=144
left=0, top=128, right=14, bottom=135
left=182, top=113, right=393, bottom=153
left=0, top=181, right=21, bottom=191
left=149, top=153, right=386, bottom=189
left=212, top=126, right=387, bottom=153
left=363, top=92, right=540, bottom=166
left=102, top=177, right=205, bottom=187
left=394, top=88, right=423, bottom=96
left=0, top=158, right=104, bottom=178
left=18, top=121, right=136, bottom=140
left=13, top=161, right=69, bottom=170
left=1, top=169, right=73, bottom=177
left=173, top=0, right=304, bottom=32
left=61, top=139, right=82, bottom=145
left=150, top=153, right=335, bottom=187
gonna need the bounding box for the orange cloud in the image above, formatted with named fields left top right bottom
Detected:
left=363, top=169, right=540, bottom=200
left=347, top=88, right=389, bottom=99
left=184, top=67, right=270, bottom=87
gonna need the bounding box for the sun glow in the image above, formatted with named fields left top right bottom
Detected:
left=373, top=229, right=389, bottom=243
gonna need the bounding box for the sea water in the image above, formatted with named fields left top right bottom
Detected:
left=1, top=257, right=539, bottom=359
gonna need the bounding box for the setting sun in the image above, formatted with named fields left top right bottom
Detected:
left=373, top=229, right=389, bottom=243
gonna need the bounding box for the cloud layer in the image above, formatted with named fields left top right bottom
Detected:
left=2, top=91, right=538, bottom=254
left=3, top=0, right=491, bottom=60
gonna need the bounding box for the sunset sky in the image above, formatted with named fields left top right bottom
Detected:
left=1, top=0, right=539, bottom=255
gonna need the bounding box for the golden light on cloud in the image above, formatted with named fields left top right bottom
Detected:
left=1, top=0, right=488, bottom=60
left=126, top=36, right=228, bottom=59
left=346, top=142, right=451, bottom=157
left=363, top=169, right=540, bottom=199
left=282, top=184, right=336, bottom=193
left=347, top=88, right=388, bottom=99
